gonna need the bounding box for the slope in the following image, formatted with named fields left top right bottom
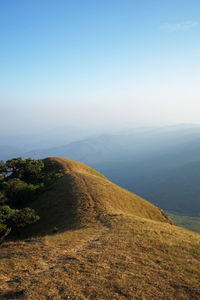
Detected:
left=0, top=213, right=200, bottom=299
left=0, top=157, right=200, bottom=299
left=25, top=157, right=172, bottom=236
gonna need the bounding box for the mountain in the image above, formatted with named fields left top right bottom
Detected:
left=0, top=125, right=108, bottom=152
left=0, top=157, right=200, bottom=299
left=25, top=125, right=200, bottom=163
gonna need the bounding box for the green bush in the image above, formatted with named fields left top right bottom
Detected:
left=0, top=205, right=39, bottom=243
left=11, top=207, right=40, bottom=228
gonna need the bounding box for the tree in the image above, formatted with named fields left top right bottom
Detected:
left=11, top=207, right=40, bottom=228
left=5, top=157, right=25, bottom=177
left=19, top=158, right=44, bottom=183
left=1, top=157, right=44, bottom=183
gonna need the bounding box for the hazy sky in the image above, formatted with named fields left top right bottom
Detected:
left=1, top=0, right=200, bottom=135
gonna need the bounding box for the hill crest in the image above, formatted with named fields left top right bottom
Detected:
left=26, top=157, right=172, bottom=236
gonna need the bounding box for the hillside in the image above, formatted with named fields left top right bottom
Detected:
left=23, top=157, right=171, bottom=236
left=0, top=157, right=200, bottom=299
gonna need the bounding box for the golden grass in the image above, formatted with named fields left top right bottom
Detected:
left=23, top=157, right=172, bottom=237
left=0, top=215, right=199, bottom=299
left=1, top=157, right=199, bottom=299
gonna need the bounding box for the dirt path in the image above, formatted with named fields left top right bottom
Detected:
left=81, top=176, right=111, bottom=230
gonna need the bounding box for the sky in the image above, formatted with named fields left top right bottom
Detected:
left=1, top=0, right=200, bottom=135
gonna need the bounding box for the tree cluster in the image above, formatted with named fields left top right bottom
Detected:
left=0, top=158, right=44, bottom=244
left=0, top=157, right=63, bottom=244
left=0, top=157, right=44, bottom=183
left=0, top=206, right=39, bottom=244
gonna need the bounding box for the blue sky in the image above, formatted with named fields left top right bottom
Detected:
left=1, top=0, right=200, bottom=134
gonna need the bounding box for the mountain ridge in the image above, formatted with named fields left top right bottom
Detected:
left=25, top=157, right=172, bottom=236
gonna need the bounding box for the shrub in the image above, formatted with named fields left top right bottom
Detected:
left=11, top=207, right=40, bottom=228
left=0, top=205, right=39, bottom=243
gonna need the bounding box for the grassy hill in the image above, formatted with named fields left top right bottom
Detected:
left=0, top=157, right=200, bottom=299
left=24, top=157, right=172, bottom=236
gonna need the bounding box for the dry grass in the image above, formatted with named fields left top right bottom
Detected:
left=0, top=157, right=199, bottom=299
left=23, top=157, right=172, bottom=237
left=0, top=215, right=200, bottom=299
